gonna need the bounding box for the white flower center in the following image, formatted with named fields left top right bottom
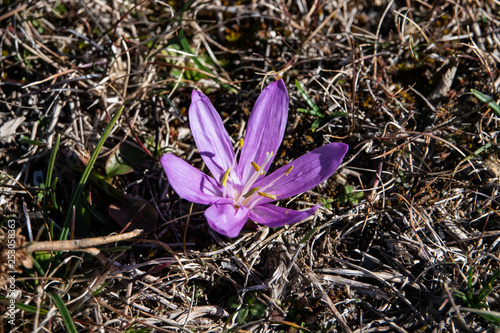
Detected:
left=220, top=147, right=293, bottom=209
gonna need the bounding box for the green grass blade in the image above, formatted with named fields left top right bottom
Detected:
left=295, top=80, right=320, bottom=113
left=460, top=142, right=492, bottom=163
left=471, top=89, right=500, bottom=116
left=477, top=270, right=500, bottom=304
left=0, top=296, right=48, bottom=315
left=467, top=268, right=474, bottom=292
left=311, top=118, right=323, bottom=132
left=473, top=142, right=492, bottom=156
left=60, top=106, right=124, bottom=241
left=471, top=89, right=494, bottom=103
left=300, top=227, right=318, bottom=244
left=297, top=108, right=324, bottom=117
left=50, top=292, right=78, bottom=333
left=51, top=177, right=59, bottom=210
left=452, top=289, right=468, bottom=303
left=461, top=307, right=500, bottom=325
left=328, top=112, right=348, bottom=118
left=19, top=136, right=45, bottom=146
left=43, top=134, right=60, bottom=220
left=30, top=254, right=46, bottom=276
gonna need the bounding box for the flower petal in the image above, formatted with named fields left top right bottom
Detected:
left=161, top=154, right=229, bottom=205
left=238, top=79, right=289, bottom=183
left=249, top=203, right=319, bottom=228
left=189, top=90, right=235, bottom=182
left=205, top=203, right=249, bottom=237
left=253, top=142, right=348, bottom=204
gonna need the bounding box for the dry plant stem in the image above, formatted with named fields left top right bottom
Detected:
left=8, top=31, right=59, bottom=68
left=301, top=8, right=341, bottom=48
left=96, top=298, right=191, bottom=333
left=142, top=238, right=189, bottom=284
left=34, top=284, right=43, bottom=331
left=26, top=229, right=143, bottom=253
left=334, top=257, right=425, bottom=323
left=373, top=0, right=395, bottom=80
left=443, top=282, right=471, bottom=332
left=69, top=265, right=114, bottom=312
left=183, top=203, right=194, bottom=257
left=306, top=269, right=353, bottom=333
left=0, top=3, right=27, bottom=21
left=157, top=212, right=205, bottom=233
left=357, top=299, right=409, bottom=333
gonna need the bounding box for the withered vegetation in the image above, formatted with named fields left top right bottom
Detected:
left=1, top=0, right=500, bottom=332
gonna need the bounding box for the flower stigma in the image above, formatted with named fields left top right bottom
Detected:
left=228, top=152, right=297, bottom=211
left=231, top=151, right=275, bottom=207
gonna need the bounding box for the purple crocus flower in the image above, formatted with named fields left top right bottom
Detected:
left=161, top=79, right=348, bottom=238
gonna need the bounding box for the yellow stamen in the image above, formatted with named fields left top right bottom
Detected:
left=243, top=187, right=260, bottom=198
left=221, top=168, right=231, bottom=187
left=236, top=151, right=275, bottom=205
left=258, top=192, right=277, bottom=200
left=285, top=165, right=294, bottom=176
left=238, top=138, right=244, bottom=149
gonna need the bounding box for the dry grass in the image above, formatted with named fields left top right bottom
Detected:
left=1, top=0, right=500, bottom=332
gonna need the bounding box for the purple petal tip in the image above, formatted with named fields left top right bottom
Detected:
left=191, top=90, right=206, bottom=101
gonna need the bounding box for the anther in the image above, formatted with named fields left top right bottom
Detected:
left=221, top=168, right=231, bottom=187
left=243, top=187, right=260, bottom=198
left=285, top=165, right=294, bottom=176
left=258, top=192, right=277, bottom=200
left=236, top=151, right=275, bottom=205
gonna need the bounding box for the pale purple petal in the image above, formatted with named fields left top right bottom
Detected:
left=253, top=142, right=348, bottom=204
left=249, top=203, right=319, bottom=228
left=205, top=203, right=250, bottom=237
left=161, top=154, right=230, bottom=205
left=238, top=79, right=288, bottom=183
left=189, top=90, right=235, bottom=182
